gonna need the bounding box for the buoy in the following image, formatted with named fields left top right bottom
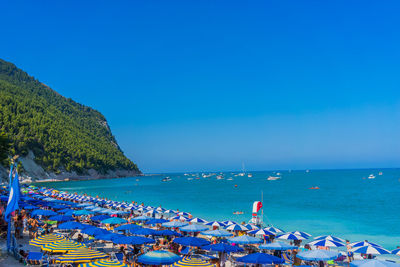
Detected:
left=234, top=184, right=238, bottom=187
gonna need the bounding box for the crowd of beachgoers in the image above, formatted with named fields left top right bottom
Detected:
left=1, top=185, right=400, bottom=267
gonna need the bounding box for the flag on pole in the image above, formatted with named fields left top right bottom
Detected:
left=5, top=168, right=20, bottom=222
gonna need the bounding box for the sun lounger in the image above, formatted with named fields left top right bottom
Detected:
left=25, top=252, right=43, bottom=266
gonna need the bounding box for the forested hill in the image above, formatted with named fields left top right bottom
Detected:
left=0, top=58, right=141, bottom=180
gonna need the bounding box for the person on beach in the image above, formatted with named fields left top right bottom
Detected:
left=346, top=240, right=354, bottom=262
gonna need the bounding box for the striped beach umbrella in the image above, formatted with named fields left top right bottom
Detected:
left=308, top=239, right=344, bottom=247
left=350, top=241, right=383, bottom=248
left=172, top=256, right=214, bottom=267
left=290, top=231, right=312, bottom=238
left=56, top=248, right=109, bottom=263
left=222, top=220, right=236, bottom=226
left=42, top=240, right=86, bottom=253
left=264, top=226, right=284, bottom=233
left=392, top=248, right=400, bottom=255
left=248, top=229, right=276, bottom=236
left=276, top=233, right=306, bottom=240
left=189, top=217, right=208, bottom=224
left=314, top=235, right=345, bottom=243
left=244, top=224, right=260, bottom=230
left=225, top=224, right=250, bottom=231
left=205, top=221, right=226, bottom=228
left=171, top=216, right=190, bottom=221
left=29, top=234, right=66, bottom=247
left=351, top=245, right=391, bottom=255
left=137, top=250, right=180, bottom=265
left=78, top=260, right=128, bottom=267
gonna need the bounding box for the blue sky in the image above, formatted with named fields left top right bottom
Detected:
left=1, top=1, right=400, bottom=173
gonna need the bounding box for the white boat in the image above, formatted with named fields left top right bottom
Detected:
left=267, top=176, right=281, bottom=181
left=216, top=175, right=224, bottom=180
left=368, top=174, right=376, bottom=179
left=378, top=171, right=383, bottom=175
left=162, top=177, right=172, bottom=182
left=248, top=173, right=253, bottom=178
left=187, top=178, right=193, bottom=180
left=227, top=178, right=233, bottom=181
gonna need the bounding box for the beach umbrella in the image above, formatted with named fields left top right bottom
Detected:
left=264, top=226, right=284, bottom=233
left=225, top=224, right=250, bottom=231
left=236, top=253, right=284, bottom=264
left=172, top=256, right=214, bottom=267
left=259, top=241, right=297, bottom=251
left=248, top=229, right=276, bottom=236
left=137, top=250, right=181, bottom=265
left=297, top=250, right=340, bottom=261
left=81, top=227, right=109, bottom=236
left=202, top=243, right=244, bottom=253
left=244, top=224, right=260, bottom=230
left=314, top=235, right=345, bottom=243
left=222, top=220, right=236, bottom=226
left=228, top=235, right=263, bottom=244
left=205, top=221, right=226, bottom=228
left=59, top=208, right=74, bottom=214
left=101, top=217, right=127, bottom=225
left=114, top=224, right=142, bottom=231
left=78, top=260, right=128, bottom=267
left=145, top=218, right=169, bottom=225
left=90, top=215, right=111, bottom=221
left=29, top=234, right=66, bottom=247
left=73, top=210, right=95, bottom=216
left=164, top=209, right=177, bottom=214
left=392, top=248, right=400, bottom=255
left=350, top=260, right=400, bottom=267
left=157, top=230, right=182, bottom=237
left=189, top=217, right=208, bottom=224
left=308, top=239, right=345, bottom=247
left=132, top=215, right=152, bottom=221
left=173, top=237, right=211, bottom=247
left=290, top=231, right=312, bottom=238
left=162, top=221, right=188, bottom=228
left=23, top=205, right=37, bottom=210
left=351, top=245, right=391, bottom=255
left=276, top=233, right=306, bottom=240
left=350, top=241, right=383, bottom=248
left=130, top=228, right=157, bottom=236
left=49, top=215, right=74, bottom=222
left=56, top=248, right=109, bottom=263
left=42, top=240, right=86, bottom=253
left=95, top=233, right=121, bottom=241
left=171, top=215, right=190, bottom=221
left=77, top=203, right=93, bottom=207
left=180, top=224, right=208, bottom=232
left=201, top=229, right=232, bottom=237
left=58, top=221, right=89, bottom=230
left=31, top=209, right=57, bottom=217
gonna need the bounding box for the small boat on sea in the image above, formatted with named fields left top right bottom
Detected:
left=368, top=174, right=376, bottom=179
left=227, top=178, right=233, bottom=181
left=248, top=173, right=253, bottom=178
left=267, top=176, right=281, bottom=181
left=161, top=177, right=172, bottom=182
left=309, top=186, right=320, bottom=190
left=378, top=171, right=383, bottom=175
left=216, top=175, right=224, bottom=180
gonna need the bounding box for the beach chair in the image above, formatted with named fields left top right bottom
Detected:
left=115, top=252, right=124, bottom=262
left=25, top=252, right=43, bottom=266
left=283, top=252, right=293, bottom=265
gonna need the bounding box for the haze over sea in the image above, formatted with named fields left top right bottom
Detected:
left=40, top=168, right=400, bottom=248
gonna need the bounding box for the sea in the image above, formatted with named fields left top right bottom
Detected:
left=38, top=169, right=400, bottom=249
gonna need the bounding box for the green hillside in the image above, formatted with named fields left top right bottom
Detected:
left=0, top=58, right=140, bottom=176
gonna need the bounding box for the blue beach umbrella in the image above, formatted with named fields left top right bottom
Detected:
left=49, top=215, right=74, bottom=222
left=132, top=215, right=152, bottom=221
left=351, top=260, right=400, bottom=267
left=297, top=250, right=340, bottom=261
left=222, top=220, right=236, bottom=226
left=137, top=250, right=181, bottom=265
left=31, top=209, right=57, bottom=217
left=173, top=237, right=211, bottom=247
left=225, top=224, right=250, bottom=231
left=130, top=228, right=157, bottom=236
left=350, top=241, right=383, bottom=248
left=201, top=229, right=232, bottom=237
left=95, top=233, right=121, bottom=241
left=276, top=233, right=306, bottom=240
left=73, top=210, right=94, bottom=216
left=24, top=205, right=38, bottom=210
left=392, top=248, right=400, bottom=255
left=58, top=221, right=88, bottom=230
left=101, top=217, right=127, bottom=225
left=228, top=235, right=263, bottom=244
left=308, top=239, right=345, bottom=247
left=171, top=216, right=190, bottom=221
left=59, top=208, right=74, bottom=214
left=202, top=243, right=244, bottom=253
left=113, top=236, right=155, bottom=245
left=180, top=224, right=208, bottom=232
left=76, top=202, right=93, bottom=207
left=114, top=224, right=142, bottom=231
left=264, top=226, right=284, bottom=233
left=290, top=231, right=312, bottom=238
left=91, top=215, right=111, bottom=221
left=236, top=253, right=284, bottom=264
left=157, top=230, right=182, bottom=237
left=248, top=229, right=276, bottom=236
left=162, top=221, right=188, bottom=228
left=259, top=241, right=297, bottom=251
left=81, top=227, right=109, bottom=236
left=351, top=245, right=391, bottom=255
left=314, top=235, right=345, bottom=243
left=205, top=221, right=226, bottom=228
left=145, top=218, right=169, bottom=225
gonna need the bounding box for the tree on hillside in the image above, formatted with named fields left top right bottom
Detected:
left=0, top=133, right=10, bottom=165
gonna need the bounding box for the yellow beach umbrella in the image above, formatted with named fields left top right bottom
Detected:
left=172, top=256, right=214, bottom=267
left=56, top=248, right=109, bottom=263
left=29, top=234, right=66, bottom=247
left=42, top=240, right=86, bottom=253
left=78, top=260, right=128, bottom=267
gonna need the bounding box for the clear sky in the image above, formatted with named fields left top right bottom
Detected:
left=1, top=1, right=400, bottom=173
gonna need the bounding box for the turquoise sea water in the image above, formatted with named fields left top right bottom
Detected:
left=39, top=169, right=400, bottom=249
